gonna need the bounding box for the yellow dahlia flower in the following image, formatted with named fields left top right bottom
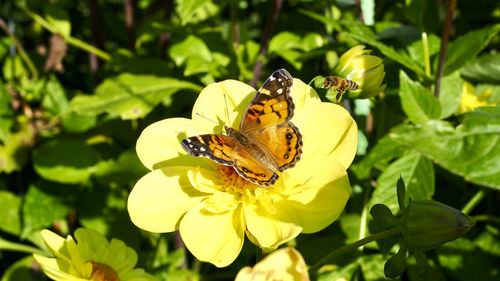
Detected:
left=33, top=228, right=158, bottom=281
left=235, top=247, right=310, bottom=281
left=127, top=76, right=357, bottom=267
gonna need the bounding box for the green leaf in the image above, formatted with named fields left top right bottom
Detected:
left=407, top=33, right=441, bottom=69
left=43, top=4, right=71, bottom=36
left=474, top=225, right=500, bottom=256
left=268, top=32, right=302, bottom=54
left=176, top=0, right=216, bottom=25
left=439, top=71, right=463, bottom=118
left=390, top=105, right=500, bottom=189
left=68, top=74, right=202, bottom=119
left=94, top=150, right=148, bottom=186
left=437, top=239, right=495, bottom=281
left=343, top=21, right=427, bottom=78
left=33, top=139, right=100, bottom=184
left=42, top=75, right=69, bottom=115
left=0, top=80, right=13, bottom=142
left=0, top=37, right=13, bottom=59
left=1, top=256, right=46, bottom=281
left=359, top=254, right=387, bottom=281
left=369, top=150, right=435, bottom=213
left=22, top=181, right=71, bottom=237
left=461, top=53, right=500, bottom=83
left=441, top=24, right=500, bottom=76
left=170, top=35, right=212, bottom=74
left=3, top=56, right=27, bottom=80
left=61, top=112, right=97, bottom=133
left=352, top=134, right=405, bottom=179
left=0, top=191, right=21, bottom=235
left=0, top=122, right=34, bottom=173
left=399, top=70, right=441, bottom=123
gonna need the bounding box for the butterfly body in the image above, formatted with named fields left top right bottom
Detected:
left=181, top=69, right=302, bottom=186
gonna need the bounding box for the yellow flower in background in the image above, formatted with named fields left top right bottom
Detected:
left=128, top=76, right=357, bottom=267
left=235, top=247, right=310, bottom=281
left=330, top=45, right=386, bottom=100
left=458, top=81, right=498, bottom=114
left=33, top=228, right=157, bottom=281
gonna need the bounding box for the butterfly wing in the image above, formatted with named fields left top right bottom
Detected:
left=249, top=122, right=302, bottom=172
left=240, top=69, right=294, bottom=131
left=181, top=134, right=235, bottom=166
left=233, top=146, right=278, bottom=186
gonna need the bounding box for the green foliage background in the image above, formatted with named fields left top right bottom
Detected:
left=1, top=0, right=500, bottom=280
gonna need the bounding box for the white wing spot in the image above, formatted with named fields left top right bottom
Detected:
left=269, top=76, right=275, bottom=81
left=186, top=139, right=191, bottom=143
left=277, top=88, right=283, bottom=94
left=200, top=147, right=206, bottom=152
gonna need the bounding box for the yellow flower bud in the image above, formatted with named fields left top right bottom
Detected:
left=333, top=45, right=386, bottom=99
left=403, top=200, right=475, bottom=251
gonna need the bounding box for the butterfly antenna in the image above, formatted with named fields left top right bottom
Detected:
left=194, top=113, right=218, bottom=125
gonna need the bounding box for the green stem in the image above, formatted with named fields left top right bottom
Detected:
left=421, top=32, right=431, bottom=78
left=461, top=189, right=487, bottom=215
left=308, top=227, right=400, bottom=275
left=0, top=236, right=46, bottom=256
left=0, top=18, right=39, bottom=80
left=358, top=186, right=371, bottom=250
left=20, top=6, right=111, bottom=61
left=473, top=215, right=500, bottom=225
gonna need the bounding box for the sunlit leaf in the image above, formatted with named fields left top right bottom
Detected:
left=399, top=71, right=441, bottom=123
left=0, top=191, right=21, bottom=235
left=68, top=74, right=202, bottom=119
left=390, top=105, right=500, bottom=189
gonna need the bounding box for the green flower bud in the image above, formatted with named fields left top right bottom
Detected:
left=403, top=200, right=475, bottom=251
left=333, top=45, right=386, bottom=99
left=370, top=204, right=398, bottom=228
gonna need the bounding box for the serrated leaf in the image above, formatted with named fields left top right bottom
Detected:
left=68, top=74, right=202, bottom=119
left=439, top=71, right=463, bottom=118
left=441, top=24, right=500, bottom=75
left=369, top=150, right=435, bottom=213
left=176, top=0, right=214, bottom=25
left=399, top=70, right=441, bottom=123
left=461, top=53, right=500, bottom=83
left=43, top=4, right=71, bottom=37
left=390, top=105, right=500, bottom=189
left=33, top=139, right=100, bottom=184
left=0, top=191, right=21, bottom=235
left=22, top=181, right=71, bottom=237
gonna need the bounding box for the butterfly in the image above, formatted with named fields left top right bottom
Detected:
left=181, top=69, right=302, bottom=186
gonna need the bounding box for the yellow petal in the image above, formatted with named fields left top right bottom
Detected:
left=244, top=199, right=303, bottom=250
left=40, top=230, right=71, bottom=260
left=128, top=167, right=210, bottom=233
left=103, top=239, right=138, bottom=274
left=290, top=78, right=321, bottom=110
left=33, top=255, right=88, bottom=281
left=293, top=102, right=358, bottom=170
left=192, top=80, right=256, bottom=130
left=287, top=159, right=350, bottom=233
left=179, top=202, right=245, bottom=267
left=136, top=117, right=211, bottom=170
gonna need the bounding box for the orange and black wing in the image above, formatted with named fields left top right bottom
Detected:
left=240, top=69, right=294, bottom=131
left=249, top=122, right=302, bottom=172
left=233, top=146, right=278, bottom=186
left=181, top=134, right=235, bottom=166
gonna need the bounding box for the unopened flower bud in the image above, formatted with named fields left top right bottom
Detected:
left=403, top=200, right=475, bottom=251
left=332, top=45, right=386, bottom=99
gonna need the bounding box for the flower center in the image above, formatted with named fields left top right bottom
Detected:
left=217, top=165, right=256, bottom=193
left=89, top=261, right=120, bottom=281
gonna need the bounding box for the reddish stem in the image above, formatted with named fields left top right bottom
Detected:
left=435, top=0, right=457, bottom=98
left=250, top=0, right=284, bottom=88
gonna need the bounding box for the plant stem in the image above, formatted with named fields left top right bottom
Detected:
left=308, top=227, right=400, bottom=275
left=358, top=185, right=371, bottom=250
left=20, top=6, right=111, bottom=61
left=461, top=188, right=487, bottom=215
left=0, top=236, right=46, bottom=256
left=434, top=0, right=456, bottom=98
left=473, top=215, right=500, bottom=225
left=250, top=0, right=284, bottom=88
left=0, top=18, right=39, bottom=80
left=421, top=32, right=431, bottom=78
